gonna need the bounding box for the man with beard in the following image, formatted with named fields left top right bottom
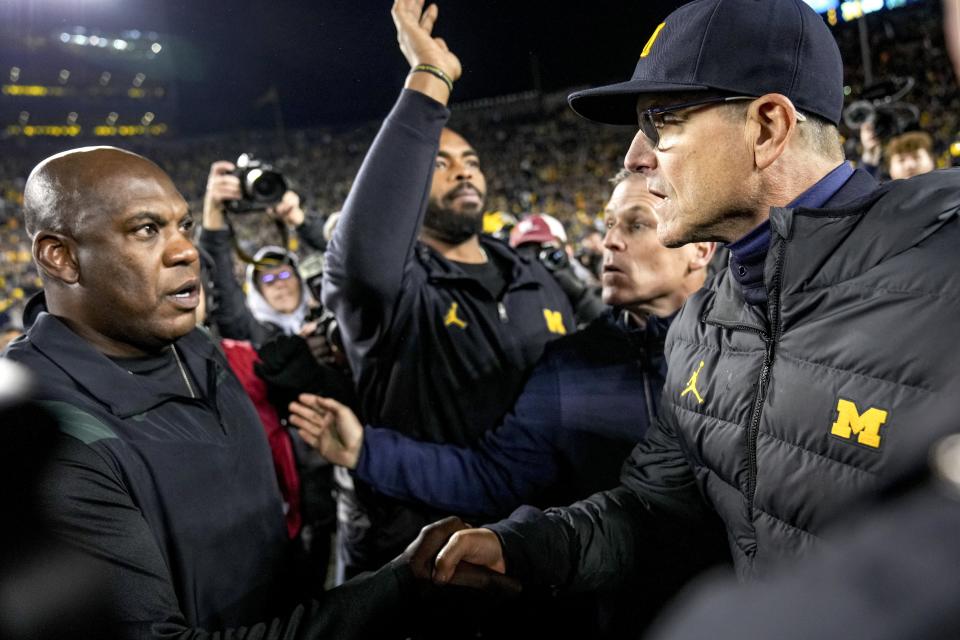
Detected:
left=321, top=0, right=573, bottom=579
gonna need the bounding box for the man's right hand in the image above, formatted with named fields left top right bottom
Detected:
left=432, top=525, right=510, bottom=587
left=392, top=0, right=462, bottom=104
left=394, top=517, right=521, bottom=595
left=202, top=161, right=242, bottom=231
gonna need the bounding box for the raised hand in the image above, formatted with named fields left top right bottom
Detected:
left=392, top=0, right=461, bottom=80
left=201, top=161, right=242, bottom=230
left=288, top=394, right=363, bottom=469
left=267, top=190, right=305, bottom=227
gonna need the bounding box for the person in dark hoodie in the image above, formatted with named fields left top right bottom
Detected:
left=396, top=0, right=960, bottom=617
left=319, top=0, right=574, bottom=580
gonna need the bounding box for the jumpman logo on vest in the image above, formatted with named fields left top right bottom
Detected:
left=444, top=302, right=468, bottom=329
left=681, top=360, right=705, bottom=404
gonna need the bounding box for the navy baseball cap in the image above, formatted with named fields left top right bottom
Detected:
left=568, top=0, right=844, bottom=126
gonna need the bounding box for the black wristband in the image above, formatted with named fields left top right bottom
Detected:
left=410, top=64, right=454, bottom=93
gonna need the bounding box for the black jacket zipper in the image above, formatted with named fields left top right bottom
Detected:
left=744, top=241, right=787, bottom=522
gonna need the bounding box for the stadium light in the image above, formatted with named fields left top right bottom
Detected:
left=59, top=33, right=70, bottom=43
left=113, top=39, right=127, bottom=50
left=150, top=42, right=162, bottom=54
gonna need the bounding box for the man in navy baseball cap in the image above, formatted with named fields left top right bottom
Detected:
left=409, top=0, right=960, bottom=627
left=567, top=0, right=844, bottom=127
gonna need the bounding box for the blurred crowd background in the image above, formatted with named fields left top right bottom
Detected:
left=0, top=0, right=957, bottom=330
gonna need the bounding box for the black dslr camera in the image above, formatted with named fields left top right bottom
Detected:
left=224, top=153, right=288, bottom=214
left=843, top=76, right=919, bottom=139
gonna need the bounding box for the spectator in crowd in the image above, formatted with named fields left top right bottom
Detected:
left=575, top=227, right=604, bottom=279
left=886, top=130, right=937, bottom=179
left=409, top=0, right=960, bottom=610
left=2, top=145, right=423, bottom=639
left=293, top=170, right=716, bottom=635
left=199, top=161, right=314, bottom=348
left=320, top=0, right=574, bottom=579
left=510, top=213, right=607, bottom=327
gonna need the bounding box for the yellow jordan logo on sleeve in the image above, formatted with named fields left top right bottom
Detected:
left=830, top=399, right=888, bottom=449
left=680, top=360, right=705, bottom=404
left=543, top=309, right=567, bottom=335
left=443, top=302, right=468, bottom=330
left=641, top=22, right=666, bottom=58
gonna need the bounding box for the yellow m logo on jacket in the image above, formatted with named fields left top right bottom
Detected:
left=830, top=399, right=888, bottom=449
left=543, top=309, right=567, bottom=335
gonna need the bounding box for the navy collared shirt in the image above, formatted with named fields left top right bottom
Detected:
left=728, top=162, right=855, bottom=306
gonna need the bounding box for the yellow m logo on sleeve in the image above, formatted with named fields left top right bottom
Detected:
left=830, top=399, right=889, bottom=449
left=543, top=309, right=567, bottom=335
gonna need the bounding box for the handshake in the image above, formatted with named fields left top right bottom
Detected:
left=289, top=393, right=521, bottom=595
left=391, top=514, right=521, bottom=595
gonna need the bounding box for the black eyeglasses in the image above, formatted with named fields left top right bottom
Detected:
left=260, top=269, right=294, bottom=286
left=640, top=95, right=802, bottom=148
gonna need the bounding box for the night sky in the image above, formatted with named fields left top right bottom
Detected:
left=0, top=0, right=689, bottom=133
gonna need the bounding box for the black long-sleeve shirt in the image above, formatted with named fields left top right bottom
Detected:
left=321, top=89, right=574, bottom=573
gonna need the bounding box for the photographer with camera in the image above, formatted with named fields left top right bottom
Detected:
left=199, top=160, right=314, bottom=348
left=199, top=159, right=353, bottom=589
left=510, top=213, right=606, bottom=329
left=847, top=77, right=940, bottom=181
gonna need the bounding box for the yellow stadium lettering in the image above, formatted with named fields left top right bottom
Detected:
left=543, top=309, right=566, bottom=335
left=641, top=22, right=666, bottom=58
left=830, top=399, right=888, bottom=449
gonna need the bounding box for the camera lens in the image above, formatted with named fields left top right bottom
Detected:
left=244, top=168, right=287, bottom=203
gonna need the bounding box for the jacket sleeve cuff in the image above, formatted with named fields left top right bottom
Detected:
left=484, top=505, right=562, bottom=585
left=354, top=426, right=376, bottom=482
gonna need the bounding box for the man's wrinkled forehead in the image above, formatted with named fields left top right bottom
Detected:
left=606, top=178, right=658, bottom=219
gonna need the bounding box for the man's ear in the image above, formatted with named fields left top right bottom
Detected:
left=688, top=242, right=716, bottom=273
left=745, top=93, right=801, bottom=171
left=34, top=232, right=80, bottom=285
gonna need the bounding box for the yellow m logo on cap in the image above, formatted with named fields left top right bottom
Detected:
left=830, top=399, right=888, bottom=449
left=641, top=22, right=666, bottom=58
